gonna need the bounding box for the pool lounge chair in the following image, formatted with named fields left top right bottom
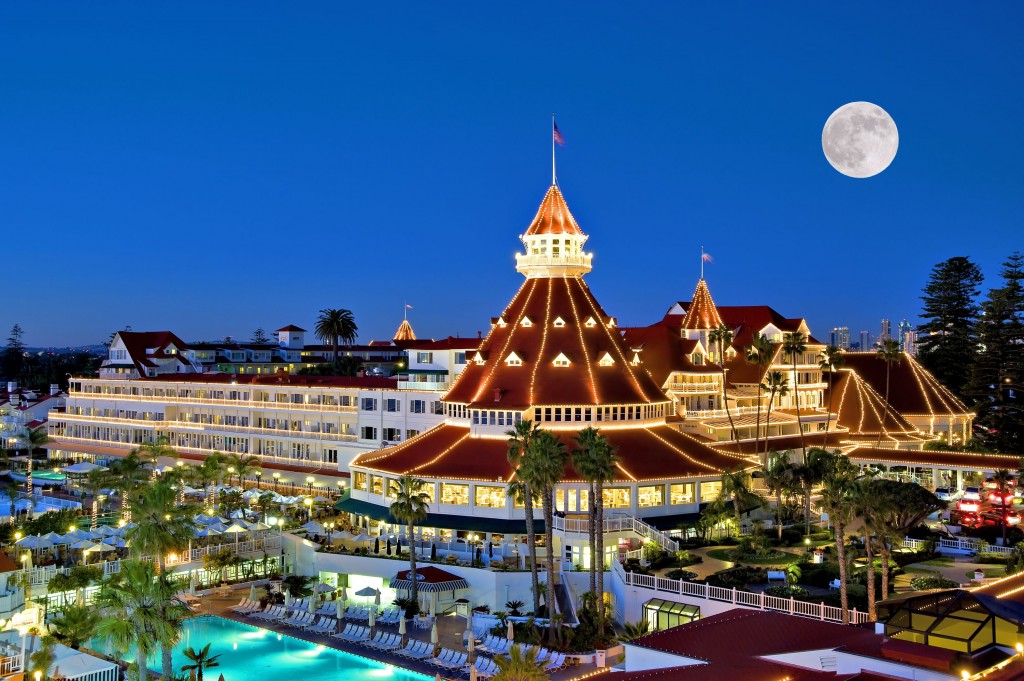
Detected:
left=235, top=600, right=264, bottom=614
left=400, top=641, right=435, bottom=660
left=441, top=653, right=468, bottom=671
left=252, top=605, right=284, bottom=621
left=227, top=598, right=250, bottom=612
left=429, top=649, right=455, bottom=667
left=332, top=624, right=355, bottom=639
left=544, top=653, right=566, bottom=671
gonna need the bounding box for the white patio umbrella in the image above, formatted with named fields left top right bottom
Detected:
left=352, top=531, right=372, bottom=544
left=314, top=582, right=335, bottom=594
left=429, top=594, right=437, bottom=617
left=194, top=514, right=218, bottom=525
left=368, top=607, right=375, bottom=628
left=301, top=521, right=325, bottom=534
left=335, top=598, right=344, bottom=619
left=308, top=595, right=316, bottom=615
left=106, top=536, right=128, bottom=548
left=398, top=617, right=407, bottom=639
left=39, top=532, right=62, bottom=543
left=92, top=525, right=117, bottom=537
left=248, top=584, right=256, bottom=601
left=193, top=527, right=223, bottom=538
left=222, top=523, right=249, bottom=550
left=284, top=592, right=292, bottom=607
left=507, top=620, right=514, bottom=641
left=62, top=461, right=107, bottom=474
left=91, top=541, right=117, bottom=553
left=335, top=530, right=353, bottom=542
left=340, top=586, right=348, bottom=605
left=374, top=590, right=381, bottom=607
left=313, top=495, right=329, bottom=503
left=16, top=535, right=52, bottom=551
left=430, top=621, right=439, bottom=645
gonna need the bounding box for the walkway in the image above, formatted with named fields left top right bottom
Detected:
left=195, top=588, right=601, bottom=681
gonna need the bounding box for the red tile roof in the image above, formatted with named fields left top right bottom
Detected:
left=839, top=352, right=970, bottom=417
left=828, top=369, right=921, bottom=438
left=405, top=337, right=482, bottom=351
left=681, top=279, right=724, bottom=330
left=523, top=185, right=583, bottom=236
left=445, top=277, right=667, bottom=409
left=352, top=423, right=752, bottom=483
left=114, top=331, right=187, bottom=375
left=276, top=325, right=307, bottom=332
left=848, top=446, right=1021, bottom=472
left=0, top=550, right=19, bottom=573
left=619, top=326, right=717, bottom=387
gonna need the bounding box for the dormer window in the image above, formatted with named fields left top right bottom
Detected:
left=552, top=353, right=571, bottom=367
left=521, top=317, right=533, bottom=328
left=584, top=317, right=597, bottom=328
left=553, top=317, right=566, bottom=328
left=505, top=352, right=523, bottom=367
left=607, top=318, right=617, bottom=328
left=598, top=353, right=615, bottom=367
left=493, top=317, right=508, bottom=329
left=472, top=352, right=486, bottom=365
left=631, top=351, right=641, bottom=366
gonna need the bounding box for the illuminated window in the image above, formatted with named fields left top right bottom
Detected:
left=584, top=317, right=597, bottom=328
left=700, top=481, right=722, bottom=502
left=670, top=483, right=695, bottom=505
left=553, top=317, right=566, bottom=328
left=441, top=483, right=469, bottom=506
left=638, top=485, right=665, bottom=508
left=370, top=475, right=384, bottom=496
left=632, top=352, right=641, bottom=365
left=521, top=317, right=533, bottom=328
left=553, top=353, right=571, bottom=367
left=385, top=478, right=398, bottom=499
left=354, top=472, right=367, bottom=492
left=603, top=487, right=631, bottom=508
left=475, top=485, right=506, bottom=508
left=598, top=353, right=615, bottom=367
left=506, top=352, right=523, bottom=367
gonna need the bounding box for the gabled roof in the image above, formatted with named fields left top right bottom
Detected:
left=112, top=331, right=188, bottom=376
left=620, top=325, right=718, bottom=387
left=276, top=325, right=306, bottom=332
left=523, top=184, right=583, bottom=236
left=715, top=306, right=806, bottom=348
left=681, top=279, right=724, bottom=331
left=827, top=369, right=920, bottom=438
left=444, top=277, right=667, bottom=408
left=839, top=352, right=970, bottom=416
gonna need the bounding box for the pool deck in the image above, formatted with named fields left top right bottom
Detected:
left=197, top=589, right=604, bottom=681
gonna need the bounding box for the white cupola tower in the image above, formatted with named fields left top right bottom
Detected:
left=515, top=185, right=593, bottom=278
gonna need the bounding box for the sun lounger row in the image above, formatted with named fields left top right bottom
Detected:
left=393, top=640, right=436, bottom=661
left=251, top=605, right=287, bottom=621
left=476, top=635, right=513, bottom=655
left=461, top=657, right=499, bottom=679
left=344, top=606, right=372, bottom=621
left=331, top=624, right=371, bottom=643
left=302, top=617, right=338, bottom=634
left=228, top=598, right=263, bottom=614
left=376, top=609, right=403, bottom=625
left=362, top=632, right=403, bottom=652
left=429, top=649, right=468, bottom=671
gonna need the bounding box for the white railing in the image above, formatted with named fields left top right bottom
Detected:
left=66, top=390, right=360, bottom=414
left=612, top=559, right=869, bottom=625
left=666, top=382, right=719, bottom=393
left=0, top=652, right=24, bottom=676
left=397, top=381, right=450, bottom=391
left=902, top=535, right=1014, bottom=556
left=552, top=514, right=678, bottom=552
left=163, top=535, right=283, bottom=566
left=27, top=559, right=122, bottom=587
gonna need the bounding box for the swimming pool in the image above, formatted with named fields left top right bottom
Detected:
left=92, top=615, right=430, bottom=681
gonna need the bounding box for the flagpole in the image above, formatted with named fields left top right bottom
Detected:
left=701, top=245, right=705, bottom=280
left=551, top=112, right=556, bottom=186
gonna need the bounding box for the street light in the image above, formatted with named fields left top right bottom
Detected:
left=304, top=497, right=313, bottom=522
left=306, top=476, right=315, bottom=493
left=468, top=533, right=479, bottom=567
left=255, top=470, right=262, bottom=489
left=272, top=472, right=280, bottom=491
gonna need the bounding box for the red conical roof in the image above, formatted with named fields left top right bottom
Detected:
left=681, top=279, right=724, bottom=330
left=523, top=185, right=584, bottom=236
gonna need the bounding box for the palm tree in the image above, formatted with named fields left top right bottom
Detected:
left=746, top=333, right=775, bottom=459
left=781, top=332, right=808, bottom=458
left=875, top=340, right=902, bottom=450
left=993, top=469, right=1015, bottom=545
left=759, top=371, right=789, bottom=459
left=225, top=453, right=262, bottom=488
left=193, top=452, right=227, bottom=511
left=571, top=427, right=617, bottom=638
left=817, top=451, right=858, bottom=623
left=125, top=479, right=198, bottom=574
left=492, top=645, right=547, bottom=681
left=315, top=308, right=358, bottom=362
left=181, top=643, right=222, bottom=681
left=762, top=450, right=794, bottom=540
left=796, top=447, right=831, bottom=537
left=83, top=468, right=112, bottom=530
left=389, top=474, right=431, bottom=607
left=108, top=451, right=151, bottom=522
left=851, top=477, right=879, bottom=620
left=95, top=560, right=190, bottom=681
left=1, top=478, right=18, bottom=523
left=506, top=419, right=541, bottom=614
left=21, top=426, right=48, bottom=494
left=818, top=346, right=846, bottom=448
left=138, top=435, right=177, bottom=468
left=522, top=429, right=568, bottom=645
left=256, top=491, right=276, bottom=523
left=48, top=603, right=100, bottom=649
left=615, top=619, right=650, bottom=642
left=709, top=324, right=737, bottom=442
left=718, top=467, right=760, bottom=532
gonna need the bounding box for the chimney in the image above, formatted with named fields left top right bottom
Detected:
left=50, top=384, right=60, bottom=396
left=477, top=330, right=482, bottom=339
left=493, top=388, right=503, bottom=403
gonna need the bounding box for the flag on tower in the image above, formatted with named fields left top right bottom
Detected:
left=406, top=304, right=413, bottom=309
left=702, top=253, right=714, bottom=263
left=552, top=120, right=565, bottom=146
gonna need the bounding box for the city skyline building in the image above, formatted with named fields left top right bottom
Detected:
left=830, top=326, right=851, bottom=350
left=880, top=318, right=892, bottom=343
left=859, top=330, right=871, bottom=351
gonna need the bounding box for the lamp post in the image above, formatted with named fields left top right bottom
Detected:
left=255, top=470, right=262, bottom=490
left=326, top=521, right=335, bottom=544
left=272, top=472, right=280, bottom=491
left=306, top=476, right=315, bottom=493
left=304, top=497, right=313, bottom=522
left=804, top=537, right=811, bottom=557
left=227, top=466, right=236, bottom=488
left=468, top=533, right=479, bottom=567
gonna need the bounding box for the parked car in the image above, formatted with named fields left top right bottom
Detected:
left=951, top=511, right=982, bottom=528
left=963, top=486, right=982, bottom=501
left=984, top=476, right=1017, bottom=490
left=988, top=490, right=1016, bottom=506
left=981, top=510, right=1021, bottom=527
left=934, top=487, right=956, bottom=501
left=958, top=498, right=980, bottom=512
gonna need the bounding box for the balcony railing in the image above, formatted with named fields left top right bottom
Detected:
left=54, top=414, right=358, bottom=443
left=67, top=390, right=359, bottom=413
left=666, top=382, right=719, bottom=393
left=552, top=514, right=678, bottom=552
left=397, top=381, right=450, bottom=391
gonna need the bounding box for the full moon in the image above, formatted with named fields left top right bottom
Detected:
left=821, top=101, right=898, bottom=178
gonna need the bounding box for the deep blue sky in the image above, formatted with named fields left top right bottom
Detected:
left=3, top=3, right=1022, bottom=347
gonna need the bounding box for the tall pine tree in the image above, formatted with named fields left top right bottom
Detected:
left=970, top=253, right=1024, bottom=453
left=2, top=324, right=26, bottom=380
left=918, top=256, right=983, bottom=398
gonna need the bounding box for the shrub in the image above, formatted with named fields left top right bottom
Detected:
left=910, top=576, right=959, bottom=591
left=976, top=553, right=1010, bottom=565
left=764, top=585, right=810, bottom=598
left=780, top=528, right=803, bottom=546
left=664, top=569, right=697, bottom=581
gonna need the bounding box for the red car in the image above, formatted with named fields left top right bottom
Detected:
left=953, top=511, right=982, bottom=528
left=982, top=510, right=1021, bottom=527
left=958, top=499, right=980, bottom=512
left=989, top=490, right=1016, bottom=506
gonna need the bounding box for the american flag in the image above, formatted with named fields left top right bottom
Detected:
left=552, top=121, right=565, bottom=146
left=702, top=253, right=714, bottom=263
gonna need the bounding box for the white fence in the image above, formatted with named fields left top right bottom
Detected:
left=902, top=535, right=1014, bottom=556
left=161, top=534, right=283, bottom=566
left=553, top=514, right=679, bottom=552
left=612, top=559, right=870, bottom=625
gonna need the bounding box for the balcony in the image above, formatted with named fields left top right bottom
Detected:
left=666, top=382, right=719, bottom=393
left=66, top=390, right=358, bottom=413
left=397, top=380, right=450, bottom=391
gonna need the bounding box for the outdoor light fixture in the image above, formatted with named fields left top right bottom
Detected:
left=272, top=472, right=280, bottom=490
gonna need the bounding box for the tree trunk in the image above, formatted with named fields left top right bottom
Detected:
left=835, top=520, right=849, bottom=624
left=804, top=482, right=812, bottom=537
left=588, top=482, right=596, bottom=600
left=776, top=490, right=784, bottom=541
left=408, top=521, right=418, bottom=607
left=880, top=545, right=890, bottom=607
left=763, top=401, right=775, bottom=460
left=876, top=367, right=890, bottom=451
left=792, top=356, right=806, bottom=459
left=595, top=481, right=606, bottom=639
left=542, top=486, right=557, bottom=646
left=523, top=483, right=540, bottom=615
left=162, top=644, right=174, bottom=680
left=865, top=535, right=876, bottom=621
left=754, top=383, right=763, bottom=464
left=137, top=645, right=149, bottom=681
left=824, top=372, right=835, bottom=448
left=721, top=363, right=737, bottom=443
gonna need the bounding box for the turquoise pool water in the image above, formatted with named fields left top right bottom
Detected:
left=92, top=616, right=430, bottom=681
